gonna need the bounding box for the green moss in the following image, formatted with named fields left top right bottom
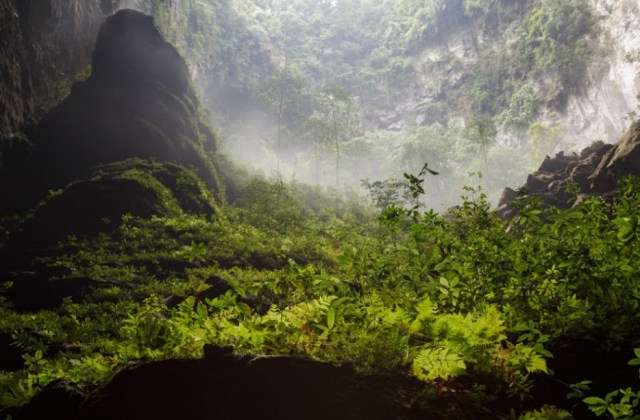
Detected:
left=13, top=159, right=217, bottom=246
left=92, top=159, right=218, bottom=217
left=36, top=64, right=92, bottom=117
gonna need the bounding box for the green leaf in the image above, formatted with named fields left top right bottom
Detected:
left=583, top=396, right=607, bottom=406
left=327, top=307, right=336, bottom=330
left=526, top=354, right=548, bottom=374
left=616, top=216, right=638, bottom=243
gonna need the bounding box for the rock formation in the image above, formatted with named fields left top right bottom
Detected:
left=0, top=0, right=110, bottom=139
left=13, top=159, right=217, bottom=246
left=7, top=349, right=497, bottom=420
left=498, top=121, right=640, bottom=217
left=0, top=8, right=224, bottom=215
left=33, top=9, right=222, bottom=193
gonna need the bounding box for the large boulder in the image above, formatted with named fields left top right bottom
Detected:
left=590, top=121, right=640, bottom=191
left=35, top=8, right=222, bottom=191
left=498, top=121, right=640, bottom=217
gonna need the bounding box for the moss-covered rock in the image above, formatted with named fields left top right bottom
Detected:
left=14, top=159, right=216, bottom=246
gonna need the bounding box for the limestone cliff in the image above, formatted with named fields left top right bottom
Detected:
left=561, top=0, right=640, bottom=147
left=359, top=0, right=640, bottom=148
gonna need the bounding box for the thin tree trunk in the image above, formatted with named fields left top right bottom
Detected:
left=276, top=81, right=284, bottom=179
left=481, top=136, right=488, bottom=174
left=332, top=106, right=339, bottom=188
left=314, top=140, right=319, bottom=185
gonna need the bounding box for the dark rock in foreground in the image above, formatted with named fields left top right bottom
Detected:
left=498, top=121, right=640, bottom=217
left=10, top=350, right=500, bottom=420
left=0, top=332, right=24, bottom=372
left=5, top=381, right=84, bottom=420
left=2, top=272, right=110, bottom=312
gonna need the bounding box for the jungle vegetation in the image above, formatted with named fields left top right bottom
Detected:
left=1, top=0, right=638, bottom=419
left=1, top=172, right=640, bottom=418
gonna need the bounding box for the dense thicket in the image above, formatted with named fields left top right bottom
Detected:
left=2, top=173, right=640, bottom=418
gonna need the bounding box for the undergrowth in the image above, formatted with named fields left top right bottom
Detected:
left=1, top=174, right=639, bottom=418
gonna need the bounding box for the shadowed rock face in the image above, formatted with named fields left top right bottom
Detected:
left=91, top=9, right=192, bottom=94
left=7, top=350, right=498, bottom=420
left=0, top=0, right=110, bottom=139
left=35, top=9, right=220, bottom=189
left=498, top=121, right=640, bottom=217
left=1, top=9, right=222, bottom=213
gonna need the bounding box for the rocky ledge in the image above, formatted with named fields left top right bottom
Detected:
left=498, top=121, right=640, bottom=217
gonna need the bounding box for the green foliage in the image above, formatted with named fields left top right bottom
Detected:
left=413, top=346, right=466, bottom=381
left=3, top=169, right=640, bottom=416
left=36, top=64, right=92, bottom=115
left=519, top=0, right=596, bottom=89
left=0, top=2, right=624, bottom=417
left=497, top=84, right=541, bottom=131
left=577, top=349, right=640, bottom=419
left=463, top=0, right=494, bottom=18
left=518, top=406, right=573, bottom=419
left=583, top=389, right=640, bottom=419
left=412, top=305, right=514, bottom=382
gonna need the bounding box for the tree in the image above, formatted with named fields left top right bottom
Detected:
left=300, top=114, right=332, bottom=184
left=257, top=66, right=306, bottom=177
left=466, top=114, right=496, bottom=174
left=315, top=84, right=360, bottom=187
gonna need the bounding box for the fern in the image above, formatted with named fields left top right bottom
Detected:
left=412, top=347, right=466, bottom=381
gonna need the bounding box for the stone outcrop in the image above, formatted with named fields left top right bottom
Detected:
left=0, top=8, right=224, bottom=214
left=12, top=159, right=217, bottom=246
left=33, top=9, right=222, bottom=192
left=498, top=121, right=640, bottom=217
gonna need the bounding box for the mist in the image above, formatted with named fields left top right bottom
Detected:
left=154, top=0, right=640, bottom=211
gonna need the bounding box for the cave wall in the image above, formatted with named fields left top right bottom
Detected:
left=0, top=0, right=121, bottom=139
left=0, top=0, right=212, bottom=142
